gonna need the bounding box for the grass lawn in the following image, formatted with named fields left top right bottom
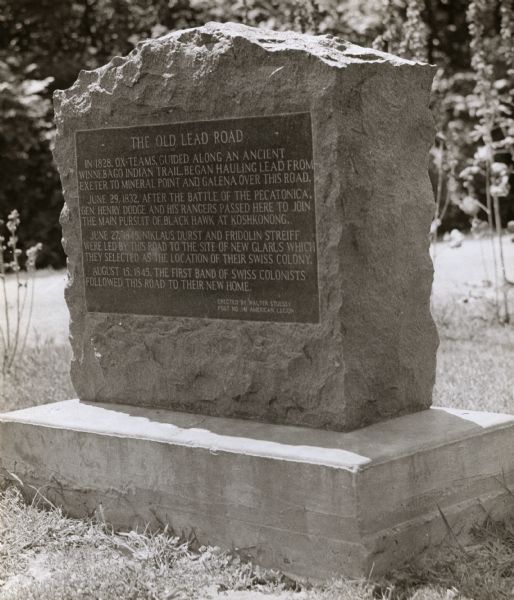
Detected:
left=1, top=237, right=513, bottom=599
left=2, top=484, right=513, bottom=600
left=433, top=297, right=514, bottom=415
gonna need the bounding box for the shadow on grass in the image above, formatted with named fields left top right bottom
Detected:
left=373, top=515, right=514, bottom=600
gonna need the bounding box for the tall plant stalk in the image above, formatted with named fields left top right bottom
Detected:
left=0, top=212, right=42, bottom=375
left=484, top=158, right=502, bottom=320
left=467, top=0, right=513, bottom=323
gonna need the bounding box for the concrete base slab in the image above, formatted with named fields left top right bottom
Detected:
left=1, top=400, right=513, bottom=578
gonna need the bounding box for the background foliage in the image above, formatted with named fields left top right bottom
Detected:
left=0, top=0, right=513, bottom=267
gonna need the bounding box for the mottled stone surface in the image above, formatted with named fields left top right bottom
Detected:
left=54, top=22, right=438, bottom=431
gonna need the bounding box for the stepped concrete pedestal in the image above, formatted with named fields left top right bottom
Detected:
left=1, top=400, right=513, bottom=578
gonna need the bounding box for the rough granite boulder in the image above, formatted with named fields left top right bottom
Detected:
left=53, top=22, right=439, bottom=432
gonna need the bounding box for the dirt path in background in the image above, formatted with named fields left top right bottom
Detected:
left=432, top=235, right=514, bottom=298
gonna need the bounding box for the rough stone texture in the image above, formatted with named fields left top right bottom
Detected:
left=53, top=22, right=438, bottom=431
left=1, top=401, right=513, bottom=578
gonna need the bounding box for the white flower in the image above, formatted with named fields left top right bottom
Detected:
left=490, top=161, right=507, bottom=175
left=474, top=145, right=492, bottom=163
left=490, top=183, right=508, bottom=197
left=460, top=196, right=480, bottom=216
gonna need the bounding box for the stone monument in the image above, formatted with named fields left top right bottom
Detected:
left=57, top=22, right=438, bottom=432
left=1, top=22, right=513, bottom=578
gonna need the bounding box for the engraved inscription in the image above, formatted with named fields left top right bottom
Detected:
left=75, top=113, right=319, bottom=322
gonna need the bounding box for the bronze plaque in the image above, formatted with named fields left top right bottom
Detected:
left=75, top=113, right=319, bottom=322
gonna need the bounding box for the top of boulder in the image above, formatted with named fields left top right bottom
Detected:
left=54, top=21, right=433, bottom=110
left=152, top=21, right=428, bottom=68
